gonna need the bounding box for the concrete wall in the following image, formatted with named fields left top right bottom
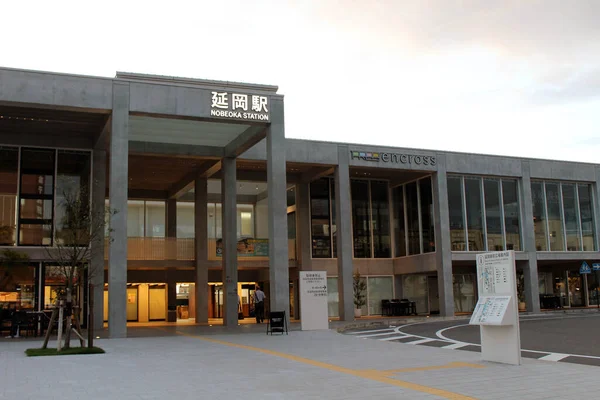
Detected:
left=255, top=197, right=269, bottom=238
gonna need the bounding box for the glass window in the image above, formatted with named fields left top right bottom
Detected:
left=545, top=183, right=564, bottom=251
left=531, top=182, right=547, bottom=251
left=371, top=181, right=391, bottom=258
left=367, top=276, right=393, bottom=315
left=55, top=151, right=91, bottom=246
left=484, top=178, right=502, bottom=251
left=176, top=202, right=194, bottom=238
left=402, top=275, right=428, bottom=314
left=405, top=182, right=420, bottom=255
left=0, top=265, right=36, bottom=310
left=19, top=148, right=55, bottom=246
left=311, top=179, right=331, bottom=258
left=419, top=177, right=435, bottom=253
left=286, top=187, right=296, bottom=207
left=464, top=178, right=484, bottom=251
left=287, top=212, right=296, bottom=239
left=453, top=274, right=476, bottom=313
left=0, top=147, right=18, bottom=246
left=561, top=184, right=581, bottom=251
left=330, top=179, right=337, bottom=258
left=327, top=277, right=339, bottom=317
left=447, top=176, right=466, bottom=251
left=392, top=186, right=406, bottom=257
left=578, top=184, right=595, bottom=251
left=145, top=201, right=165, bottom=237
left=351, top=180, right=371, bottom=258
left=127, top=200, right=145, bottom=237
left=502, top=180, right=521, bottom=251
left=237, top=204, right=254, bottom=238
left=207, top=203, right=216, bottom=239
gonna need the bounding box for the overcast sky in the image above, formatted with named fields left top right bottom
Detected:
left=2, top=1, right=599, bottom=163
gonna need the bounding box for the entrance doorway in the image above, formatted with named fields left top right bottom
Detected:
left=209, top=282, right=257, bottom=319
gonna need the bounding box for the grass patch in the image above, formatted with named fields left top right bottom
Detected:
left=25, top=347, right=105, bottom=357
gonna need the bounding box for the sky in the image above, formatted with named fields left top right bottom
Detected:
left=2, top=0, right=600, bottom=163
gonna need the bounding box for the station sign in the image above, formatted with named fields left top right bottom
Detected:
left=350, top=151, right=436, bottom=166
left=210, top=91, right=270, bottom=122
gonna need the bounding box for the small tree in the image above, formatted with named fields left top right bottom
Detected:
left=44, top=182, right=115, bottom=350
left=353, top=271, right=367, bottom=310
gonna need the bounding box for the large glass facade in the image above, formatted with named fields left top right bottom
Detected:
left=310, top=179, right=331, bottom=258
left=367, top=276, right=393, bottom=315
left=176, top=202, right=194, bottom=238
left=447, top=176, right=466, bottom=250
left=392, top=177, right=435, bottom=256
left=531, top=181, right=596, bottom=251
left=351, top=180, right=371, bottom=258
left=0, top=147, right=18, bottom=246
left=448, top=175, right=521, bottom=252
left=392, top=186, right=406, bottom=257
left=0, top=264, right=36, bottom=310
left=371, top=181, right=391, bottom=258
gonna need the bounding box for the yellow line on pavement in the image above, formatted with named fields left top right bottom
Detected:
left=178, top=331, right=478, bottom=400
left=377, top=361, right=485, bottom=375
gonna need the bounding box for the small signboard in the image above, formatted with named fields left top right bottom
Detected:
left=470, top=296, right=513, bottom=325
left=299, top=271, right=329, bottom=331
left=593, top=263, right=600, bottom=271
left=580, top=261, right=592, bottom=274
left=266, top=311, right=288, bottom=335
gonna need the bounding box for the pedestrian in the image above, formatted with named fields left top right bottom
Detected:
left=254, top=286, right=266, bottom=323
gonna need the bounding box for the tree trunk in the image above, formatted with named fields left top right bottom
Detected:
left=88, top=283, right=94, bottom=348
left=57, top=304, right=64, bottom=352
left=42, top=307, right=58, bottom=349
left=64, top=286, right=73, bottom=350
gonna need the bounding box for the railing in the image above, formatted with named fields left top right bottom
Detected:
left=104, top=237, right=296, bottom=261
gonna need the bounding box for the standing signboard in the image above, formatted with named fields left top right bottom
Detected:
left=469, top=251, right=521, bottom=365
left=299, top=271, right=328, bottom=330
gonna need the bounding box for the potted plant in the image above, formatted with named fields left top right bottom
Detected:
left=353, top=272, right=367, bottom=318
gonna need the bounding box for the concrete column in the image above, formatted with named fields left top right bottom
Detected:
left=108, top=82, right=130, bottom=338
left=91, top=149, right=106, bottom=334
left=195, top=176, right=209, bottom=323
left=432, top=155, right=455, bottom=317
left=222, top=157, right=238, bottom=327
left=267, top=97, right=290, bottom=321
left=166, top=199, right=177, bottom=238
left=293, top=278, right=300, bottom=319
left=335, top=146, right=354, bottom=321
left=520, top=161, right=541, bottom=313
left=296, top=183, right=312, bottom=270
left=167, top=274, right=177, bottom=322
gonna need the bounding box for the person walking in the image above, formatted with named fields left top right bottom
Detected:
left=254, top=286, right=266, bottom=323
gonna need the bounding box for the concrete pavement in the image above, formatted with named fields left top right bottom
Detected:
left=1, top=326, right=599, bottom=399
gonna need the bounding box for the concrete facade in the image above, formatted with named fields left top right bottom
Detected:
left=1, top=66, right=600, bottom=335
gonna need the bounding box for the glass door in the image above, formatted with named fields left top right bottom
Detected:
left=568, top=271, right=584, bottom=307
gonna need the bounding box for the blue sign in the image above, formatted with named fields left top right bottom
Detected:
left=593, top=263, right=600, bottom=271
left=580, top=261, right=592, bottom=274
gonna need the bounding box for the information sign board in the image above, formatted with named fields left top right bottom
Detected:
left=580, top=261, right=591, bottom=274
left=299, top=271, right=328, bottom=330
left=593, top=263, right=600, bottom=271
left=471, top=251, right=521, bottom=365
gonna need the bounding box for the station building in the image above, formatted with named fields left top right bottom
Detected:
left=1, top=66, right=599, bottom=338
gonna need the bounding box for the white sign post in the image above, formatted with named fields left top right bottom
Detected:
left=299, top=271, right=329, bottom=330
left=469, top=251, right=521, bottom=365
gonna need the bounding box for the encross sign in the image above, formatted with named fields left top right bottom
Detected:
left=351, top=151, right=436, bottom=166
left=210, top=91, right=270, bottom=121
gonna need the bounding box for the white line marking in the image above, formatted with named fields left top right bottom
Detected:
left=357, top=331, right=399, bottom=338
left=379, top=335, right=414, bottom=341
left=406, top=338, right=437, bottom=345
left=442, top=342, right=470, bottom=350
left=348, top=328, right=395, bottom=335
left=538, top=353, right=570, bottom=362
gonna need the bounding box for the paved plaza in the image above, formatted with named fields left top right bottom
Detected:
left=2, top=324, right=600, bottom=400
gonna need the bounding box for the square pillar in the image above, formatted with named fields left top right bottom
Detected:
left=520, top=161, right=541, bottom=312
left=108, top=82, right=130, bottom=338
left=335, top=146, right=354, bottom=321
left=267, top=97, right=290, bottom=320
left=166, top=199, right=177, bottom=238
left=195, top=176, right=209, bottom=323
left=594, top=166, right=600, bottom=252
left=296, top=183, right=312, bottom=270
left=432, top=155, right=455, bottom=317
left=221, top=157, right=238, bottom=327
left=91, top=149, right=106, bottom=334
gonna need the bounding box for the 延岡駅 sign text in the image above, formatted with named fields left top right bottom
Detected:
left=210, top=92, right=270, bottom=121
